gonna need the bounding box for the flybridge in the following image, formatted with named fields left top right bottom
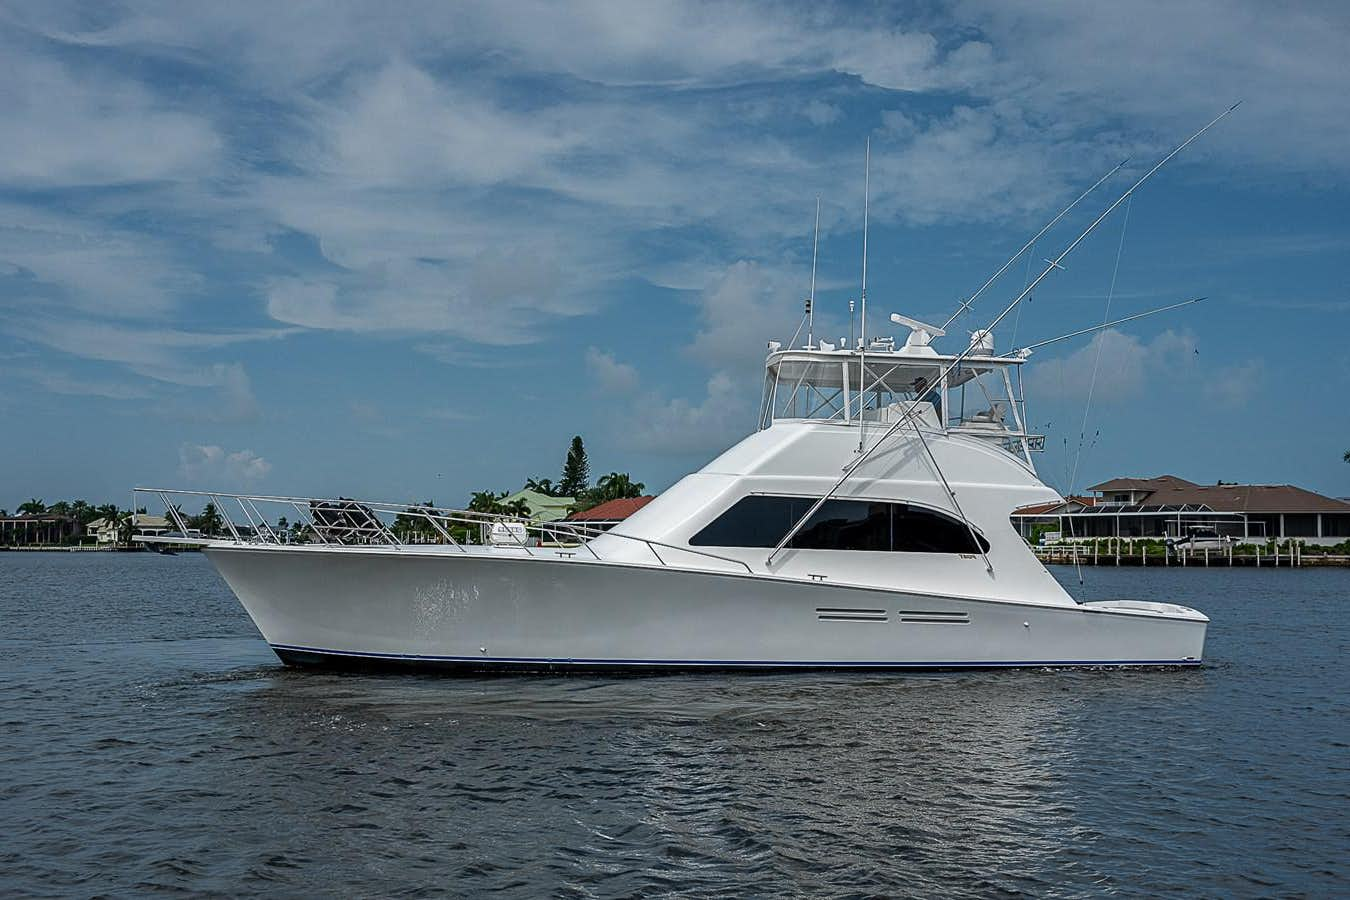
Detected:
left=758, top=341, right=1043, bottom=466
left=759, top=103, right=1239, bottom=566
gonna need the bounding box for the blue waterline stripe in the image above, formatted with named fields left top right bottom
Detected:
left=270, top=643, right=1201, bottom=667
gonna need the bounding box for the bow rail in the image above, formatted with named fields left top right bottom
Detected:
left=132, top=487, right=752, bottom=574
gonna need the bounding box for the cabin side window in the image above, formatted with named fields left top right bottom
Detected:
left=689, top=495, right=989, bottom=554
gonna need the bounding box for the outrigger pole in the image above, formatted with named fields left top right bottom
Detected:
left=1006, top=296, right=1207, bottom=357
left=765, top=102, right=1240, bottom=569
left=940, top=156, right=1132, bottom=331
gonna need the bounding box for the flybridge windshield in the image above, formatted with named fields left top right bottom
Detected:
left=756, top=349, right=1044, bottom=464
left=762, top=355, right=947, bottom=426
left=758, top=351, right=1004, bottom=427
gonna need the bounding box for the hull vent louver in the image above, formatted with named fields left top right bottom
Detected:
left=816, top=607, right=888, bottom=622
left=897, top=610, right=971, bottom=625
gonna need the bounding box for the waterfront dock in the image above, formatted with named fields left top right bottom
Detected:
left=1033, top=543, right=1349, bottom=567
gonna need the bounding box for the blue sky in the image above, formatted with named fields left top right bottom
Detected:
left=1, top=1, right=1348, bottom=510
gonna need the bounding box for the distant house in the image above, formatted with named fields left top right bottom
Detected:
left=564, top=496, right=655, bottom=533
left=1013, top=475, right=1350, bottom=544
left=502, top=489, right=575, bottom=523
left=133, top=514, right=171, bottom=539
left=85, top=517, right=120, bottom=545
left=0, top=513, right=81, bottom=546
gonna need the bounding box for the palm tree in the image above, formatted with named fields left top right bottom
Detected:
left=18, top=498, right=45, bottom=515
left=570, top=472, right=645, bottom=513
left=525, top=477, right=559, bottom=496
left=468, top=490, right=509, bottom=514
left=70, top=500, right=94, bottom=525
left=114, top=509, right=135, bottom=548
left=594, top=472, right=645, bottom=501
left=194, top=502, right=224, bottom=536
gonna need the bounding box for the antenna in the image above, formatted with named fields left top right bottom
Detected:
left=860, top=137, right=870, bottom=351
left=807, top=196, right=820, bottom=348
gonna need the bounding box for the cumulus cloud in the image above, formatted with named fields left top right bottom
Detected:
left=178, top=444, right=272, bottom=486
left=1024, top=328, right=1198, bottom=404
left=688, top=261, right=805, bottom=371
left=622, top=371, right=750, bottom=456
left=585, top=347, right=640, bottom=395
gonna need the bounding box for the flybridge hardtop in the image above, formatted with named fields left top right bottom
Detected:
left=140, top=106, right=1238, bottom=671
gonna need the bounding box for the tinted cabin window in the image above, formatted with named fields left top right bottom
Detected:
left=689, top=495, right=989, bottom=553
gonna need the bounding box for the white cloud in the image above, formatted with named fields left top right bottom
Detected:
left=1203, top=360, right=1265, bottom=409
left=1, top=365, right=151, bottom=401
left=320, top=60, right=580, bottom=189
left=1024, top=328, right=1198, bottom=404
left=585, top=347, right=640, bottom=394
left=0, top=315, right=279, bottom=421
left=0, top=55, right=220, bottom=186
left=622, top=370, right=750, bottom=455
left=688, top=261, right=805, bottom=371
left=0, top=205, right=198, bottom=317
left=803, top=100, right=842, bottom=126
left=177, top=444, right=272, bottom=486
left=2, top=0, right=1345, bottom=447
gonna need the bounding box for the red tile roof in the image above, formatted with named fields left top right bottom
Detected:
left=565, top=496, right=655, bottom=522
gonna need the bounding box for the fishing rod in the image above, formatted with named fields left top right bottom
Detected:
left=765, top=103, right=1240, bottom=568
left=1005, top=296, right=1206, bottom=357
left=940, top=156, right=1131, bottom=331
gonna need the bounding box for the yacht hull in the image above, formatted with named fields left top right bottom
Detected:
left=206, top=546, right=1206, bottom=672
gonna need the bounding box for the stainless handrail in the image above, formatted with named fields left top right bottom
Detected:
left=134, top=487, right=754, bottom=575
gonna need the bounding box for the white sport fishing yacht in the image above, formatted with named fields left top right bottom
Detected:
left=140, top=319, right=1206, bottom=671
left=141, top=108, right=1240, bottom=672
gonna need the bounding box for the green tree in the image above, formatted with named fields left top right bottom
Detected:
left=469, top=490, right=509, bottom=514
left=558, top=436, right=590, bottom=497
left=193, top=502, right=224, bottom=536
left=18, top=498, right=45, bottom=514
left=393, top=501, right=441, bottom=541
left=468, top=491, right=531, bottom=518
left=70, top=500, right=95, bottom=525
left=525, top=477, right=560, bottom=496
left=572, top=472, right=645, bottom=512
left=114, top=510, right=135, bottom=548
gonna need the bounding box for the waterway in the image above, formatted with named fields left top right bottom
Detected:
left=2, top=553, right=1346, bottom=896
